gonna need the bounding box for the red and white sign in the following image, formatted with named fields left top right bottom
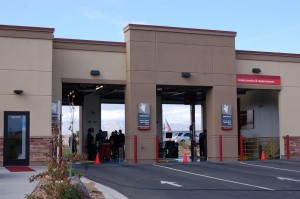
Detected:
left=236, top=74, right=281, bottom=85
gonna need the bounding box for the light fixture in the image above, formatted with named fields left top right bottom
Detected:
left=252, top=68, right=261, bottom=74
left=14, top=90, right=23, bottom=95
left=96, top=85, right=104, bottom=90
left=90, top=70, right=100, bottom=76
left=181, top=72, right=191, bottom=78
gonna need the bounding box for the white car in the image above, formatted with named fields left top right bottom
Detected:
left=172, top=132, right=199, bottom=144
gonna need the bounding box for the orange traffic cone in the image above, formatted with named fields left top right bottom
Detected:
left=95, top=153, right=101, bottom=164
left=183, top=153, right=188, bottom=163
left=261, top=150, right=266, bottom=160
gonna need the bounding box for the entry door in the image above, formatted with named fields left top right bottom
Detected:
left=4, top=111, right=30, bottom=166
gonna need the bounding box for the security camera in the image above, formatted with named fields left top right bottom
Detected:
left=14, top=90, right=24, bottom=95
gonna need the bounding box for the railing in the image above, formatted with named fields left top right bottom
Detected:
left=241, top=137, right=279, bottom=160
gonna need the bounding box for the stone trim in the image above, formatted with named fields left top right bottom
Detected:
left=30, top=137, right=52, bottom=164
left=283, top=136, right=300, bottom=156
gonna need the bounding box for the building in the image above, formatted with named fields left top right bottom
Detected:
left=0, top=24, right=299, bottom=166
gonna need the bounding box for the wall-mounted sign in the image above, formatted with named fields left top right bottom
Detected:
left=138, top=103, right=150, bottom=130
left=221, top=104, right=232, bottom=130
left=236, top=74, right=281, bottom=85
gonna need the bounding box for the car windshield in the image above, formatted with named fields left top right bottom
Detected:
left=177, top=132, right=183, bottom=136
left=184, top=133, right=190, bottom=137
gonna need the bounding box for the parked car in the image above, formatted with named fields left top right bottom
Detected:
left=172, top=132, right=199, bottom=144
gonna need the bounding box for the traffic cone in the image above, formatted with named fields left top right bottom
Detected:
left=183, top=153, right=188, bottom=163
left=261, top=150, right=266, bottom=160
left=95, top=153, right=101, bottom=164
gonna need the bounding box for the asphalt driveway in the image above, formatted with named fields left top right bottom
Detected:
left=74, top=160, right=300, bottom=199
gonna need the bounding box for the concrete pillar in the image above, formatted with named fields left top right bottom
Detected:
left=206, top=86, right=238, bottom=161
left=82, top=94, right=100, bottom=150
left=125, top=83, right=157, bottom=163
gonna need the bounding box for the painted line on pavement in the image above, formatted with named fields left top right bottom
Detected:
left=239, top=162, right=300, bottom=173
left=154, top=164, right=274, bottom=191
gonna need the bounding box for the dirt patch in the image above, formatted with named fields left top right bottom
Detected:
left=28, top=176, right=105, bottom=199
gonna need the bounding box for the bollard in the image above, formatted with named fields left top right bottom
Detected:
left=156, top=135, right=159, bottom=163
left=286, top=135, right=290, bottom=160
left=134, top=135, right=137, bottom=164
left=239, top=135, right=243, bottom=161
left=219, top=135, right=223, bottom=162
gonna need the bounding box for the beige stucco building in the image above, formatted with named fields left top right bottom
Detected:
left=0, top=24, right=299, bottom=166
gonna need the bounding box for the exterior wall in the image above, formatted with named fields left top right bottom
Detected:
left=0, top=25, right=54, bottom=165
left=52, top=39, right=126, bottom=103
left=125, top=24, right=237, bottom=162
left=236, top=51, right=300, bottom=158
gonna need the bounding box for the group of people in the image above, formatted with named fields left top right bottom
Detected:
left=109, top=130, right=125, bottom=159
left=86, top=128, right=125, bottom=161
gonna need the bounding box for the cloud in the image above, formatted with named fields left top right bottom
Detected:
left=82, top=6, right=104, bottom=20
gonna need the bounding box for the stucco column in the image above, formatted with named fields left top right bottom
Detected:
left=206, top=86, right=238, bottom=161
left=125, top=83, right=157, bottom=163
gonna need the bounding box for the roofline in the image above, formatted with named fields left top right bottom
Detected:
left=124, top=24, right=236, bottom=37
left=0, top=24, right=54, bottom=33
left=236, top=50, right=300, bottom=58
left=53, top=38, right=126, bottom=53
left=54, top=38, right=126, bottom=46
left=236, top=50, right=300, bottom=63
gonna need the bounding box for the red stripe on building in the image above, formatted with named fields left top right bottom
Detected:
left=236, top=74, right=281, bottom=85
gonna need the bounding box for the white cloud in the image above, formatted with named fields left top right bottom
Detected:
left=82, top=6, right=103, bottom=20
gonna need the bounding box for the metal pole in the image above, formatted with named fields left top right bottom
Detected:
left=134, top=135, right=137, bottom=164
left=286, top=135, right=290, bottom=160
left=219, top=135, right=223, bottom=162
left=239, top=135, right=243, bottom=161
left=156, top=135, right=159, bottom=163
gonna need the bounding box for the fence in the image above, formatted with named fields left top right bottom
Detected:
left=240, top=136, right=279, bottom=160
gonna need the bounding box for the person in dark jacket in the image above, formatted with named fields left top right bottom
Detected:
left=199, top=129, right=207, bottom=161
left=86, top=128, right=95, bottom=160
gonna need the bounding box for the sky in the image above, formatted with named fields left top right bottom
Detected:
left=1, top=0, right=299, bottom=53
left=62, top=104, right=201, bottom=135
left=2, top=0, right=299, bottom=134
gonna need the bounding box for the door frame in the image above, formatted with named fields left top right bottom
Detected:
left=3, top=111, right=30, bottom=166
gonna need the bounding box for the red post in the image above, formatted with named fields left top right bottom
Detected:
left=219, top=135, right=223, bottom=162
left=286, top=135, right=290, bottom=160
left=134, top=135, right=137, bottom=164
left=239, top=135, right=243, bottom=161
left=156, top=135, right=159, bottom=163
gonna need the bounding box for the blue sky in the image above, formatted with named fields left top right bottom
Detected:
left=1, top=0, right=299, bottom=53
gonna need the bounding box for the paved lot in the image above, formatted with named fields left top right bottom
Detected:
left=74, top=160, right=300, bottom=199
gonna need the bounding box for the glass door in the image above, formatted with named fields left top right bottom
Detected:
left=4, top=111, right=30, bottom=166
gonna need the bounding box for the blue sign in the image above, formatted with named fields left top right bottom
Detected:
left=138, top=103, right=150, bottom=130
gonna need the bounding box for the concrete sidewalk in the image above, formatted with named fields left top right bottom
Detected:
left=0, top=166, right=46, bottom=199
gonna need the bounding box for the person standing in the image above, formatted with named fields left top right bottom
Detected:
left=86, top=128, right=95, bottom=160
left=118, top=130, right=125, bottom=159
left=199, top=129, right=207, bottom=161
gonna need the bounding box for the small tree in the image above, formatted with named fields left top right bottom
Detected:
left=27, top=105, right=86, bottom=199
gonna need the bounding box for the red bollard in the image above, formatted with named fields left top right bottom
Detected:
left=219, top=135, right=223, bottom=162
left=156, top=135, right=159, bottom=163
left=134, top=135, right=137, bottom=164
left=286, top=135, right=290, bottom=160
left=240, top=135, right=243, bottom=161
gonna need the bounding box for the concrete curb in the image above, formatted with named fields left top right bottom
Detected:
left=80, top=176, right=128, bottom=199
